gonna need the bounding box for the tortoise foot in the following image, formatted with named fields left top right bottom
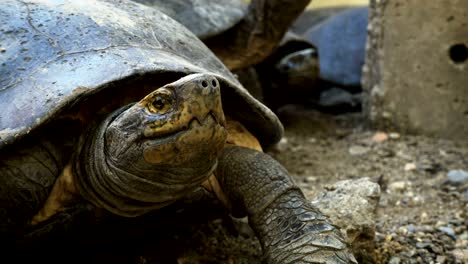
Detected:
left=30, top=164, right=79, bottom=226
left=251, top=190, right=357, bottom=264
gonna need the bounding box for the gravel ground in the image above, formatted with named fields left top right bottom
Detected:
left=124, top=108, right=466, bottom=264
left=272, top=108, right=468, bottom=264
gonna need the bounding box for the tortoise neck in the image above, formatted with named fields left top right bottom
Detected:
left=72, top=105, right=172, bottom=217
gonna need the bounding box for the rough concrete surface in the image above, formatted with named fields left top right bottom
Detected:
left=362, top=0, right=468, bottom=140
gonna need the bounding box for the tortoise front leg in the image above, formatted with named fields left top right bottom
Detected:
left=214, top=146, right=356, bottom=263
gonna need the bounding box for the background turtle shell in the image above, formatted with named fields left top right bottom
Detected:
left=132, top=0, right=247, bottom=39
left=0, top=0, right=282, bottom=149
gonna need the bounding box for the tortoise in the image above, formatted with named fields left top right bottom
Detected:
left=257, top=6, right=369, bottom=112
left=0, top=0, right=356, bottom=263
left=137, top=1, right=364, bottom=111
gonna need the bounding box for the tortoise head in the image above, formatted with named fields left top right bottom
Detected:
left=92, top=74, right=227, bottom=215
left=264, top=48, right=320, bottom=108
left=106, top=73, right=226, bottom=174
left=275, top=48, right=319, bottom=87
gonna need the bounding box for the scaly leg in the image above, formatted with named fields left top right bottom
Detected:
left=214, top=146, right=357, bottom=263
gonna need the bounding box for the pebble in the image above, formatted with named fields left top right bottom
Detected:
left=388, top=256, right=401, bottom=264
left=397, top=226, right=409, bottom=235
left=436, top=255, right=446, bottom=264
left=304, top=176, right=317, bottom=183
left=451, top=249, right=468, bottom=262
left=406, top=225, right=416, bottom=233
left=348, top=145, right=370, bottom=155
left=275, top=137, right=289, bottom=152
left=389, top=132, right=401, bottom=139
left=372, top=131, right=389, bottom=143
left=388, top=181, right=411, bottom=192
left=420, top=212, right=429, bottom=222
left=444, top=170, right=468, bottom=186
left=404, top=163, right=417, bottom=171
left=318, top=87, right=361, bottom=109
left=459, top=231, right=468, bottom=240
left=437, top=226, right=456, bottom=238
left=416, top=242, right=432, bottom=249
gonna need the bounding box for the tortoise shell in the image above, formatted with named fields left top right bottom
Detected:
left=0, top=0, right=282, bottom=149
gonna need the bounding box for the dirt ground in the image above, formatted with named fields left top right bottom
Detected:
left=272, top=108, right=468, bottom=264
left=125, top=108, right=466, bottom=264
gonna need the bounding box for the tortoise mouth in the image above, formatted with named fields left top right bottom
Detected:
left=187, top=111, right=225, bottom=131
left=141, top=109, right=227, bottom=166
left=145, top=110, right=225, bottom=141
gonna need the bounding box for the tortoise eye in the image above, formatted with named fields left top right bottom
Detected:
left=153, top=96, right=166, bottom=109
left=147, top=89, right=173, bottom=114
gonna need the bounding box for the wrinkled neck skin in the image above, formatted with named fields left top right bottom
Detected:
left=72, top=106, right=218, bottom=217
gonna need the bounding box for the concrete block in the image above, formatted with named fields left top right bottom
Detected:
left=362, top=0, right=468, bottom=140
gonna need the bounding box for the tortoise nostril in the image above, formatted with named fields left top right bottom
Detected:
left=199, top=77, right=219, bottom=94
left=211, top=79, right=218, bottom=88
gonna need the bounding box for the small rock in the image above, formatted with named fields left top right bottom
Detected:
left=372, top=131, right=389, bottom=143
left=385, top=234, right=393, bottom=242
left=317, top=87, right=362, bottom=114
left=274, top=137, right=289, bottom=152
left=388, top=132, right=400, bottom=139
left=439, top=149, right=448, bottom=156
left=388, top=181, right=411, bottom=192
left=436, top=255, right=446, bottom=264
left=388, top=256, right=401, bottom=264
left=397, top=226, right=408, bottom=235
left=348, top=145, right=370, bottom=155
left=416, top=242, right=431, bottom=249
left=451, top=249, right=468, bottom=262
left=459, top=231, right=468, bottom=240
left=444, top=170, right=468, bottom=186
left=406, top=225, right=416, bottom=234
left=438, top=226, right=456, bottom=238
left=404, top=163, right=417, bottom=171
left=420, top=212, right=429, bottom=222
left=304, top=176, right=317, bottom=183
left=435, top=220, right=448, bottom=228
